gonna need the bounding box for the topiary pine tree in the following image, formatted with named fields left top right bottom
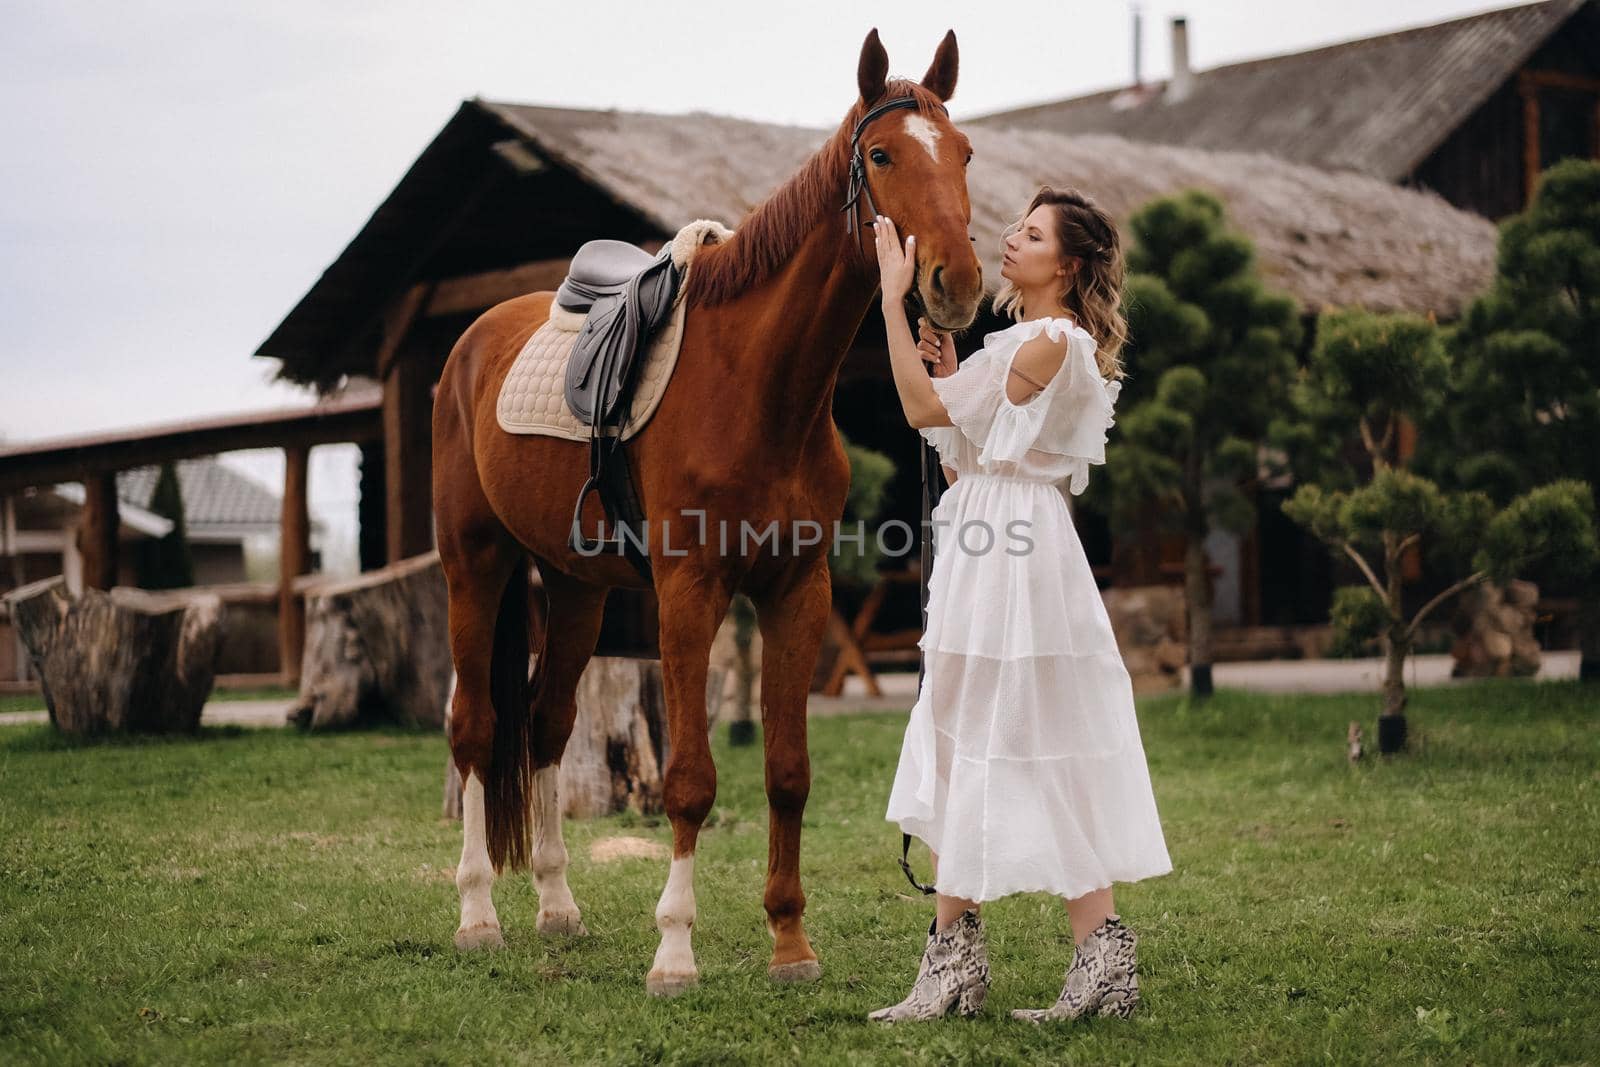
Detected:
left=136, top=461, right=196, bottom=589
left=1271, top=307, right=1597, bottom=753
left=1423, top=159, right=1600, bottom=681
left=1107, top=189, right=1302, bottom=698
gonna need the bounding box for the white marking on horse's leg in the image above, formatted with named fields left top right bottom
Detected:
left=646, top=855, right=698, bottom=996
left=904, top=113, right=943, bottom=161
left=531, top=764, right=586, bottom=936
left=454, top=771, right=503, bottom=950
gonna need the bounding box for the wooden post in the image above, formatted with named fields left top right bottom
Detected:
left=357, top=440, right=387, bottom=572
left=279, top=444, right=311, bottom=686
left=1397, top=416, right=1422, bottom=583
left=1241, top=509, right=1262, bottom=628
left=78, top=474, right=119, bottom=591
left=1519, top=73, right=1540, bottom=206
left=383, top=355, right=434, bottom=564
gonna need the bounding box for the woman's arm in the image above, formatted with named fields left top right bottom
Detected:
left=873, top=215, right=955, bottom=431
left=1005, top=334, right=1070, bottom=405
left=883, top=301, right=954, bottom=429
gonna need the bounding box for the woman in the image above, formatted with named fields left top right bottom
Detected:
left=866, top=187, right=1172, bottom=1024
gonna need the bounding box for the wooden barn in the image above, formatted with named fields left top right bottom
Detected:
left=254, top=99, right=1498, bottom=662
left=970, top=0, right=1600, bottom=221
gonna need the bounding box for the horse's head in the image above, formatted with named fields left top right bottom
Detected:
left=848, top=29, right=983, bottom=332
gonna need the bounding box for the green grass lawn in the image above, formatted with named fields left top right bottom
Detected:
left=2, top=682, right=1596, bottom=1065
left=0, top=687, right=298, bottom=716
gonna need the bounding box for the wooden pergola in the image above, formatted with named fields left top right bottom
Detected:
left=0, top=393, right=382, bottom=683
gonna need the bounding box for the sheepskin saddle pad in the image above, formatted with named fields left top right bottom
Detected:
left=496, top=218, right=734, bottom=440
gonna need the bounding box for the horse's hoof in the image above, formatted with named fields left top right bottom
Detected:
left=454, top=922, right=505, bottom=951
left=769, top=959, right=823, bottom=984
left=645, top=969, right=699, bottom=997
left=537, top=909, right=589, bottom=937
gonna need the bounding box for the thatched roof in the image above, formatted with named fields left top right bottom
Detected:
left=261, top=98, right=1500, bottom=385
left=967, top=0, right=1591, bottom=182
left=487, top=100, right=1497, bottom=316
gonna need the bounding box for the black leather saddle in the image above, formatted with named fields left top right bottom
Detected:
left=556, top=238, right=687, bottom=581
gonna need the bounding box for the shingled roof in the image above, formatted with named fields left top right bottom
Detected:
left=261, top=97, right=1501, bottom=387
left=966, top=0, right=1591, bottom=181
left=118, top=458, right=295, bottom=536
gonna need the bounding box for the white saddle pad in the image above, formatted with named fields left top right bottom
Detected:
left=496, top=218, right=733, bottom=441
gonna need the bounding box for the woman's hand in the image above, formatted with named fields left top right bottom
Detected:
left=917, top=317, right=957, bottom=378
left=871, top=213, right=916, bottom=304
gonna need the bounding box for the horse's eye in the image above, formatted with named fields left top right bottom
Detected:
left=870, top=148, right=890, bottom=166
left=965, top=151, right=973, bottom=166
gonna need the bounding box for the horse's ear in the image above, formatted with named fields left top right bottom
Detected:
left=920, top=29, right=958, bottom=102
left=857, top=28, right=889, bottom=107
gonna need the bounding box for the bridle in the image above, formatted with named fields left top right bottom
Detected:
left=841, top=94, right=949, bottom=270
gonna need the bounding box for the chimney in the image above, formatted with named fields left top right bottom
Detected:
left=1167, top=16, right=1193, bottom=104
left=1132, top=5, right=1143, bottom=86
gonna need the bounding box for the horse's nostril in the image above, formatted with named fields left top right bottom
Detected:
left=931, top=265, right=944, bottom=293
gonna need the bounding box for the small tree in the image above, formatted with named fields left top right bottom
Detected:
left=1427, top=159, right=1600, bottom=680
left=1272, top=307, right=1597, bottom=752
left=1108, top=190, right=1303, bottom=697
left=136, top=461, right=195, bottom=589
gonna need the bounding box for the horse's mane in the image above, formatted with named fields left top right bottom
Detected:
left=682, top=81, right=949, bottom=309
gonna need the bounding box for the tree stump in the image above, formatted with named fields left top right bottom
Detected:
left=289, top=551, right=451, bottom=730
left=2, top=577, right=223, bottom=735
left=442, top=656, right=729, bottom=820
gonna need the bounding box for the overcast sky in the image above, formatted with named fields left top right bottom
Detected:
left=0, top=0, right=1528, bottom=550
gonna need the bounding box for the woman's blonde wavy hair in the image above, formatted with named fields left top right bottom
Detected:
left=990, top=186, right=1128, bottom=380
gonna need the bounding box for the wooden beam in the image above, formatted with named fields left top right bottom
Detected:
left=77, top=474, right=119, bottom=591
left=1521, top=69, right=1600, bottom=94
left=375, top=284, right=432, bottom=380
left=279, top=444, right=311, bottom=686
left=426, top=259, right=573, bottom=318
left=0, top=395, right=382, bottom=495
left=424, top=240, right=669, bottom=319
left=383, top=358, right=434, bottom=563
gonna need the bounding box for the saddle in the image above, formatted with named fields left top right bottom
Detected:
left=542, top=220, right=733, bottom=581
left=557, top=240, right=680, bottom=425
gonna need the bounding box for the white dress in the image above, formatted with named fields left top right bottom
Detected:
left=884, top=315, right=1173, bottom=903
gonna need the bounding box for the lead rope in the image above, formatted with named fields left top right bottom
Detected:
left=898, top=406, right=943, bottom=897
left=845, top=93, right=948, bottom=898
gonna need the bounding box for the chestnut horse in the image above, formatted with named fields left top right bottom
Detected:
left=432, top=28, right=982, bottom=995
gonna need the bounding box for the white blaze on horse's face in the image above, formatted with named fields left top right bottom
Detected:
left=902, top=113, right=942, bottom=162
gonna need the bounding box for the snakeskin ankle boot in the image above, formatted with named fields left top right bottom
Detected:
left=867, top=909, right=990, bottom=1023
left=1011, top=913, right=1139, bottom=1023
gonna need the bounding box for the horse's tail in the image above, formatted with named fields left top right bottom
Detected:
left=484, top=556, right=535, bottom=873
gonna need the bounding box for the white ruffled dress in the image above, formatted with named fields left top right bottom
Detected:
left=884, top=316, right=1173, bottom=903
